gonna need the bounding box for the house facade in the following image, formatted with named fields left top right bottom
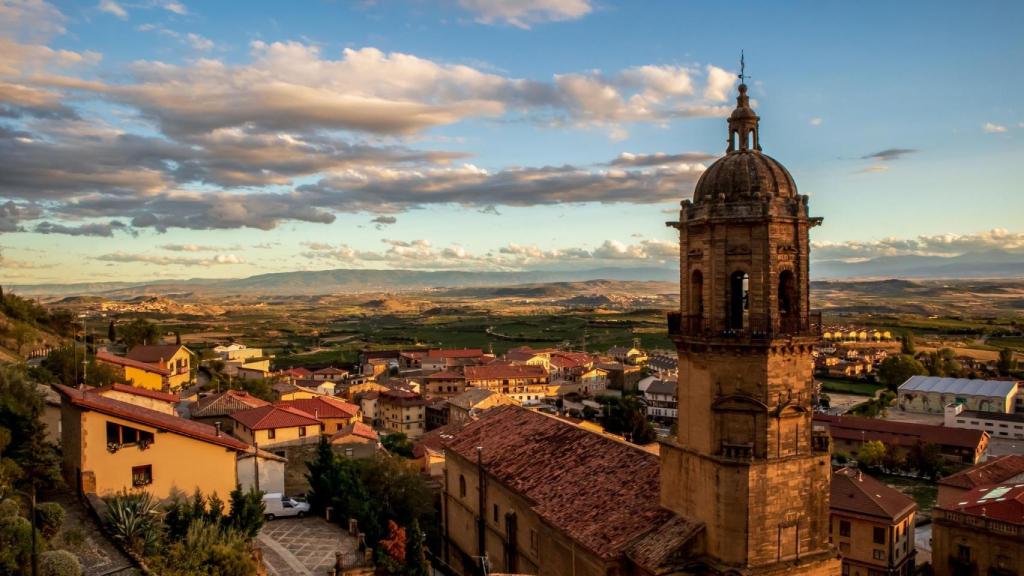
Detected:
left=463, top=364, right=548, bottom=406
left=95, top=350, right=169, bottom=391
left=230, top=404, right=322, bottom=448
left=126, top=344, right=193, bottom=389
left=830, top=468, right=916, bottom=576
left=931, top=483, right=1024, bottom=576
left=378, top=389, right=428, bottom=439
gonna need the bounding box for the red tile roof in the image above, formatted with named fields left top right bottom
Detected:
left=379, top=389, right=429, bottom=407
left=281, top=367, right=312, bottom=378
left=938, top=455, right=1024, bottom=490
left=95, top=350, right=170, bottom=375
left=443, top=406, right=680, bottom=560
left=425, top=370, right=465, bottom=380
left=331, top=421, right=379, bottom=443
left=938, top=483, right=1024, bottom=524
left=831, top=467, right=916, bottom=521
left=313, top=367, right=348, bottom=375
left=464, top=364, right=548, bottom=381
left=814, top=414, right=988, bottom=450
left=190, top=389, right=270, bottom=418
left=54, top=384, right=249, bottom=451
left=276, top=397, right=359, bottom=420
left=230, top=404, right=321, bottom=430
left=96, top=383, right=179, bottom=403
left=412, top=423, right=461, bottom=458
left=126, top=344, right=189, bottom=363
left=427, top=348, right=485, bottom=358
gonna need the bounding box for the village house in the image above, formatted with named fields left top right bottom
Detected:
left=378, top=389, right=428, bottom=439
left=399, top=348, right=488, bottom=371
left=275, top=396, right=360, bottom=435
left=447, top=388, right=519, bottom=428
left=931, top=483, right=1024, bottom=576
left=56, top=384, right=249, bottom=500
left=95, top=350, right=170, bottom=391
left=329, top=421, right=379, bottom=459
left=126, top=344, right=193, bottom=389
left=463, top=364, right=548, bottom=406
left=230, top=404, right=322, bottom=449
left=188, top=389, right=270, bottom=433
left=897, top=375, right=1019, bottom=414
left=421, top=368, right=468, bottom=397
left=355, top=391, right=380, bottom=426
left=271, top=380, right=324, bottom=401
left=606, top=345, right=647, bottom=366
left=642, top=379, right=678, bottom=421
left=936, top=454, right=1024, bottom=507
left=830, top=467, right=917, bottom=576
left=412, top=423, right=459, bottom=477
left=213, top=343, right=264, bottom=363
left=504, top=347, right=552, bottom=371
left=236, top=449, right=286, bottom=495
left=95, top=383, right=179, bottom=415
left=645, top=353, right=678, bottom=378
left=312, top=366, right=349, bottom=381
left=813, top=414, right=989, bottom=465
left=595, top=361, right=643, bottom=392
left=441, top=405, right=700, bottom=576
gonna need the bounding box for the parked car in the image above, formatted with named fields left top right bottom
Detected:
left=262, top=493, right=310, bottom=520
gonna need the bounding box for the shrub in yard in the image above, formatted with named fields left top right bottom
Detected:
left=0, top=498, right=19, bottom=519
left=103, top=491, right=161, bottom=556
left=0, top=515, right=39, bottom=574
left=39, top=549, right=82, bottom=576
left=36, top=502, right=65, bottom=539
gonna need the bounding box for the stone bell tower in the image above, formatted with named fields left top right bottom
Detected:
left=660, top=76, right=840, bottom=575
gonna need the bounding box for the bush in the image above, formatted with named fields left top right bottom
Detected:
left=36, top=502, right=65, bottom=539
left=39, top=549, right=82, bottom=576
left=0, top=498, right=19, bottom=519
left=104, top=491, right=162, bottom=555
left=0, top=515, right=38, bottom=574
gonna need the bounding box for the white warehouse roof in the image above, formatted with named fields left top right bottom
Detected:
left=898, top=375, right=1018, bottom=399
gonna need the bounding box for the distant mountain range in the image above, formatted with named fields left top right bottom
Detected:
left=10, top=267, right=680, bottom=298
left=11, top=249, right=1024, bottom=298
left=810, top=249, right=1024, bottom=279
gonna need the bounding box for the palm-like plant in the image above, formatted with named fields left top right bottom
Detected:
left=103, top=491, right=162, bottom=555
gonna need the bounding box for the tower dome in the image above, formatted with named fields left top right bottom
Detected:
left=691, top=83, right=798, bottom=204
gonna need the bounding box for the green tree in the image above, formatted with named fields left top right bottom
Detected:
left=0, top=366, right=62, bottom=493
left=382, top=433, right=414, bottom=458
left=925, top=348, right=963, bottom=378
left=907, top=442, right=947, bottom=480
left=107, top=321, right=116, bottom=343
left=405, top=519, right=430, bottom=576
left=34, top=502, right=64, bottom=539
left=900, top=333, right=916, bottom=355
left=856, top=440, right=886, bottom=471
left=120, top=318, right=160, bottom=349
left=226, top=487, right=265, bottom=540
left=39, top=549, right=81, bottom=576
left=997, top=348, right=1017, bottom=377
left=877, top=355, right=927, bottom=390
left=40, top=347, right=119, bottom=388
left=601, top=395, right=656, bottom=444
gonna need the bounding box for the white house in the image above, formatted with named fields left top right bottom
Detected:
left=643, top=379, right=677, bottom=421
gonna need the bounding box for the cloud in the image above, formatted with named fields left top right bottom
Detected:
left=95, top=251, right=245, bottom=266
left=607, top=151, right=717, bottom=167
left=0, top=0, right=66, bottom=42
left=34, top=220, right=129, bottom=236
left=0, top=200, right=41, bottom=232
left=809, top=117, right=823, bottom=126
left=299, top=237, right=676, bottom=270
left=98, top=0, right=127, bottom=19
left=185, top=33, right=214, bottom=51
left=456, top=0, right=592, bottom=28
left=860, top=148, right=916, bottom=161
left=159, top=0, right=187, bottom=15
left=857, top=165, right=889, bottom=174
left=159, top=243, right=224, bottom=252
left=812, top=228, right=1024, bottom=262
left=371, top=215, right=397, bottom=229
left=983, top=122, right=1008, bottom=133
left=703, top=65, right=735, bottom=102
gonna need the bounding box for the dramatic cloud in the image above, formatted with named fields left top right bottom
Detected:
left=860, top=148, right=916, bottom=161
left=0, top=200, right=41, bottom=232
left=300, top=237, right=676, bottom=270
left=457, top=0, right=592, bottom=28
left=34, top=220, right=129, bottom=237
left=983, top=122, right=1008, bottom=133
left=812, top=229, right=1024, bottom=262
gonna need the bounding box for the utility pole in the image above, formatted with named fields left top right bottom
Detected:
left=253, top=439, right=260, bottom=492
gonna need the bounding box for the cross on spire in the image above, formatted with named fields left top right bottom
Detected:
left=738, top=50, right=749, bottom=84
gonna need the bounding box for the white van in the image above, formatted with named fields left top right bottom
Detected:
left=262, top=493, right=310, bottom=520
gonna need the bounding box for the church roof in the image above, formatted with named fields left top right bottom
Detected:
left=443, top=405, right=690, bottom=561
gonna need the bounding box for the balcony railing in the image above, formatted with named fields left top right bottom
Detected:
left=667, top=310, right=822, bottom=340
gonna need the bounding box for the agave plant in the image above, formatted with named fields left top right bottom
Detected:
left=103, top=490, right=162, bottom=555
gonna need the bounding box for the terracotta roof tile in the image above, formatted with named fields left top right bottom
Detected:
left=938, top=483, right=1024, bottom=524
left=380, top=389, right=429, bottom=407
left=331, top=421, right=379, bottom=443
left=231, top=405, right=321, bottom=430
left=443, top=406, right=678, bottom=560
left=831, top=467, right=916, bottom=521
left=463, top=364, right=548, bottom=381
left=95, top=350, right=170, bottom=375
left=938, top=455, right=1024, bottom=490
left=276, top=397, right=359, bottom=420
left=425, top=370, right=465, bottom=380
left=625, top=516, right=703, bottom=574
left=191, top=389, right=270, bottom=418
left=54, top=384, right=249, bottom=451
left=96, top=383, right=179, bottom=403
left=814, top=414, right=987, bottom=450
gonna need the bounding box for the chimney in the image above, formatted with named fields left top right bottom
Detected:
left=215, top=421, right=222, bottom=437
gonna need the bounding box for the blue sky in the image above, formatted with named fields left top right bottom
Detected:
left=1, top=0, right=1022, bottom=283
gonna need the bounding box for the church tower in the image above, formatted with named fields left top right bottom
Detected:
left=660, top=76, right=840, bottom=575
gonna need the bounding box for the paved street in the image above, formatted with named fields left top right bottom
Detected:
left=914, top=523, right=932, bottom=565
left=47, top=492, right=139, bottom=576
left=258, top=516, right=360, bottom=576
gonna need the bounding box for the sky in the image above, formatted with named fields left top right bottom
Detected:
left=1, top=0, right=1023, bottom=284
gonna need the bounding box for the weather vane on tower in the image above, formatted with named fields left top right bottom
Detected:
left=738, top=50, right=749, bottom=84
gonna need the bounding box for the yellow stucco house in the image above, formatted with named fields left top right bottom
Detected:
left=55, top=384, right=249, bottom=500
left=126, top=344, right=193, bottom=389
left=230, top=404, right=323, bottom=448
left=95, top=350, right=169, bottom=391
